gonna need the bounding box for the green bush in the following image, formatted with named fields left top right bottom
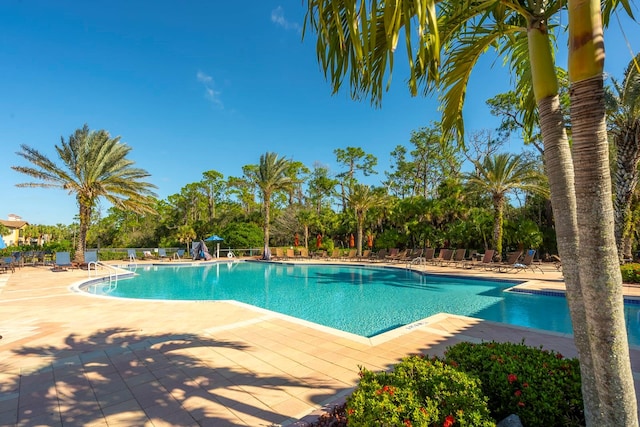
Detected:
left=621, top=263, right=640, bottom=283
left=443, top=341, right=583, bottom=426
left=346, top=355, right=495, bottom=427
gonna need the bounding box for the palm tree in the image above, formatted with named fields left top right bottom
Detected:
left=246, top=152, right=292, bottom=260
left=345, top=184, right=385, bottom=256
left=464, top=153, right=547, bottom=259
left=606, top=53, right=640, bottom=262
left=12, top=125, right=157, bottom=262
left=304, top=1, right=638, bottom=423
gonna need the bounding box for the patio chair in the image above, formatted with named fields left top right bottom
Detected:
left=370, top=248, right=387, bottom=262
left=468, top=249, right=496, bottom=269
left=52, top=251, right=77, bottom=271
left=158, top=248, right=170, bottom=261
left=0, top=257, right=15, bottom=273
left=387, top=249, right=408, bottom=263
left=434, top=249, right=455, bottom=266
left=447, top=248, right=467, bottom=267
left=123, top=249, right=137, bottom=262
left=296, top=247, right=309, bottom=259
left=78, top=250, right=99, bottom=270
left=493, top=250, right=524, bottom=273
left=511, top=249, right=544, bottom=274
left=173, top=249, right=185, bottom=260
left=285, top=248, right=295, bottom=260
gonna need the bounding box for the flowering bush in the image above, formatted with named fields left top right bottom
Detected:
left=346, top=355, right=495, bottom=426
left=621, top=263, right=640, bottom=283
left=443, top=341, right=583, bottom=426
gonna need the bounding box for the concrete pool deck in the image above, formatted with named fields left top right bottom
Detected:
left=1, top=259, right=639, bottom=426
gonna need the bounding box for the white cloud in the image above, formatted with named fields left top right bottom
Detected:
left=196, top=70, right=223, bottom=108
left=271, top=6, right=300, bottom=31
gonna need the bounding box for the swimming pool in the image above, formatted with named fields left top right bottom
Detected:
left=81, top=261, right=640, bottom=344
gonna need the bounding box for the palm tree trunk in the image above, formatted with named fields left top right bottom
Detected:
left=356, top=212, right=364, bottom=257
left=263, top=195, right=271, bottom=260
left=568, top=0, right=638, bottom=422
left=492, top=195, right=504, bottom=260
left=529, top=19, right=603, bottom=424
left=76, top=201, right=91, bottom=263
left=571, top=75, right=638, bottom=426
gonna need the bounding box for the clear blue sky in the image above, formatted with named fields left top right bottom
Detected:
left=1, top=1, right=639, bottom=225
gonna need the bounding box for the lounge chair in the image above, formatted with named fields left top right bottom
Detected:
left=511, top=249, right=544, bottom=273
left=387, top=249, right=408, bottom=263
left=493, top=250, right=524, bottom=272
left=329, top=249, right=341, bottom=260
left=273, top=247, right=285, bottom=260
left=0, top=257, right=15, bottom=273
left=296, top=248, right=309, bottom=259
left=434, top=249, right=454, bottom=266
left=468, top=249, right=496, bottom=269
left=173, top=249, right=185, bottom=260
left=385, top=248, right=399, bottom=261
left=415, top=248, right=435, bottom=265
left=286, top=248, right=295, bottom=260
left=370, top=248, right=387, bottom=262
left=77, top=250, right=99, bottom=270
left=158, top=248, right=170, bottom=261
left=124, top=249, right=137, bottom=262
left=52, top=251, right=77, bottom=271
left=447, top=248, right=467, bottom=267
left=359, top=249, right=371, bottom=261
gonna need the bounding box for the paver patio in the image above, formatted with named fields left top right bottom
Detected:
left=1, top=259, right=638, bottom=426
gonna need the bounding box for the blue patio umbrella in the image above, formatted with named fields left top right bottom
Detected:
left=205, top=235, right=224, bottom=258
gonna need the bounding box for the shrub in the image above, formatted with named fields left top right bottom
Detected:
left=443, top=341, right=583, bottom=426
left=621, top=263, right=640, bottom=283
left=346, top=355, right=495, bottom=427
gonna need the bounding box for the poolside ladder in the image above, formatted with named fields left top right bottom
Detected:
left=94, top=262, right=120, bottom=287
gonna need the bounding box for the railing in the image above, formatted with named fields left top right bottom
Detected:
left=93, top=261, right=120, bottom=287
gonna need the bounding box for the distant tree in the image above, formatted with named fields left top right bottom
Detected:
left=464, top=153, right=547, bottom=259
left=245, top=152, right=292, bottom=260
left=334, top=146, right=377, bottom=210
left=345, top=184, right=385, bottom=256
left=307, top=162, right=338, bottom=212
left=605, top=53, right=640, bottom=261
left=12, top=124, right=157, bottom=262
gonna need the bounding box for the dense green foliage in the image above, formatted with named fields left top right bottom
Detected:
left=621, top=263, right=640, bottom=283
left=443, top=341, right=583, bottom=426
left=8, top=127, right=562, bottom=258
left=346, top=342, right=583, bottom=427
left=347, top=356, right=495, bottom=427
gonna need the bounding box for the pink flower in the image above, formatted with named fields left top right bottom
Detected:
left=507, top=373, right=518, bottom=384
left=404, top=420, right=412, bottom=427
left=515, top=390, right=522, bottom=397
left=518, top=401, right=525, bottom=407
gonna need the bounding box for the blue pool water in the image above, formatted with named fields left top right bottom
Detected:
left=82, top=261, right=640, bottom=343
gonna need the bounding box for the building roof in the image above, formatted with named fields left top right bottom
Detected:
left=0, top=220, right=29, bottom=229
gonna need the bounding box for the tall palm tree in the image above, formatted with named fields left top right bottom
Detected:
left=12, top=125, right=157, bottom=262
left=304, top=1, right=638, bottom=423
left=464, top=153, right=547, bottom=259
left=345, top=184, right=385, bottom=256
left=246, top=152, right=292, bottom=260
left=606, top=53, right=640, bottom=261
